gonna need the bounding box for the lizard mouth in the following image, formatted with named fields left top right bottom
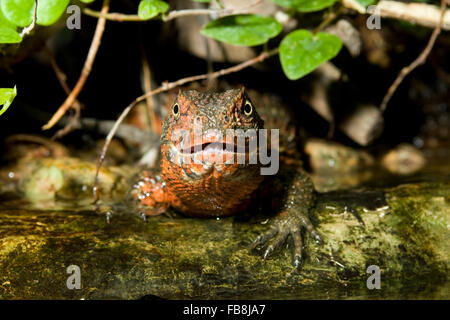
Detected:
left=180, top=142, right=241, bottom=154
left=163, top=134, right=261, bottom=180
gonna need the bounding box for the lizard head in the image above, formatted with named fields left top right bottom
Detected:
left=159, top=88, right=265, bottom=216
left=161, top=87, right=264, bottom=181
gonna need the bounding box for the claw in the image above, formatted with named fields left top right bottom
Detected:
left=311, top=231, right=323, bottom=244
left=291, top=230, right=303, bottom=270
left=251, top=209, right=322, bottom=270
left=250, top=227, right=277, bottom=249
left=348, top=206, right=365, bottom=227
left=105, top=211, right=112, bottom=224
left=263, top=246, right=274, bottom=261
left=293, top=254, right=303, bottom=271
left=262, top=229, right=288, bottom=261
left=298, top=215, right=323, bottom=244
left=251, top=235, right=264, bottom=249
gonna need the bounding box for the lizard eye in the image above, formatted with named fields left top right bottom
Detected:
left=172, top=103, right=180, bottom=117
left=243, top=100, right=253, bottom=116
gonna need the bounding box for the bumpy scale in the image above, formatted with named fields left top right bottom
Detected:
left=131, top=87, right=322, bottom=270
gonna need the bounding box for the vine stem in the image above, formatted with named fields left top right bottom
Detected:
left=42, top=0, right=110, bottom=130
left=20, top=0, right=37, bottom=37
left=93, top=47, right=279, bottom=202
left=380, top=0, right=447, bottom=112
left=83, top=0, right=263, bottom=22
left=43, top=47, right=83, bottom=139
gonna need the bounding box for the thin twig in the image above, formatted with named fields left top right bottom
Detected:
left=315, top=6, right=348, bottom=34
left=164, top=8, right=227, bottom=21
left=165, top=0, right=264, bottom=21
left=140, top=42, right=157, bottom=131
left=83, top=0, right=263, bottom=22
left=83, top=8, right=141, bottom=22
left=93, top=47, right=279, bottom=202
left=83, top=8, right=220, bottom=22
left=52, top=104, right=81, bottom=139
left=42, top=0, right=110, bottom=130
left=43, top=47, right=82, bottom=104
left=20, top=0, right=37, bottom=37
left=45, top=49, right=71, bottom=95
left=43, top=47, right=83, bottom=138
left=313, top=12, right=337, bottom=34
left=380, top=0, right=447, bottom=113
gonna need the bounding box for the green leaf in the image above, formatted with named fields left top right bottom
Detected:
left=271, top=0, right=336, bottom=12
left=1, top=0, right=69, bottom=28
left=80, top=0, right=96, bottom=3
left=295, top=0, right=336, bottom=12
left=0, top=4, right=15, bottom=28
left=0, top=26, right=21, bottom=43
left=270, top=0, right=297, bottom=7
left=201, top=14, right=282, bottom=47
left=279, top=29, right=342, bottom=80
left=36, top=0, right=70, bottom=26
left=355, top=0, right=375, bottom=6
left=138, top=0, right=169, bottom=20
left=1, top=0, right=35, bottom=27
left=0, top=86, right=17, bottom=116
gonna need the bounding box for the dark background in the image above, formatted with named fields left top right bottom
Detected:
left=1, top=1, right=449, bottom=153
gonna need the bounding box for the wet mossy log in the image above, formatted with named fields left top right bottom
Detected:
left=0, top=179, right=448, bottom=299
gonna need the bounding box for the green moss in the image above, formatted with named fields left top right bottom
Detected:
left=0, top=181, right=448, bottom=299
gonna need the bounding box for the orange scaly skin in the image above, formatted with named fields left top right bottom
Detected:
left=132, top=87, right=322, bottom=270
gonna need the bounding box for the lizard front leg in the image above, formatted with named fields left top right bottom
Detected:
left=252, top=169, right=322, bottom=270
left=130, top=169, right=171, bottom=216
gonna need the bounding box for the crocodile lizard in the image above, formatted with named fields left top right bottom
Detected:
left=132, top=87, right=322, bottom=270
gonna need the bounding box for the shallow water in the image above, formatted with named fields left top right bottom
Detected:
left=0, top=151, right=448, bottom=300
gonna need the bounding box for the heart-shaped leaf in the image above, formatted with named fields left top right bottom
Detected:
left=0, top=4, right=15, bottom=28
left=295, top=0, right=336, bottom=12
left=1, top=0, right=70, bottom=27
left=271, top=0, right=336, bottom=12
left=138, top=0, right=169, bottom=20
left=36, top=0, right=70, bottom=26
left=201, top=14, right=282, bottom=47
left=1, top=0, right=34, bottom=27
left=279, top=29, right=342, bottom=80
left=0, top=85, right=17, bottom=116
left=0, top=26, right=21, bottom=43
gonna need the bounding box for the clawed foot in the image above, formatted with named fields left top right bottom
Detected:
left=251, top=213, right=322, bottom=271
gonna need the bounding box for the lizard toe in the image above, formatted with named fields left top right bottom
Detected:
left=262, top=228, right=289, bottom=261
left=290, top=229, right=304, bottom=271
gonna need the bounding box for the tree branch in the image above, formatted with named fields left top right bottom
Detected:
left=380, top=0, right=447, bottom=113
left=365, top=0, right=450, bottom=30
left=83, top=0, right=263, bottom=22
left=83, top=8, right=142, bottom=22
left=140, top=42, right=157, bottom=131
left=43, top=47, right=83, bottom=139
left=42, top=0, right=110, bottom=130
